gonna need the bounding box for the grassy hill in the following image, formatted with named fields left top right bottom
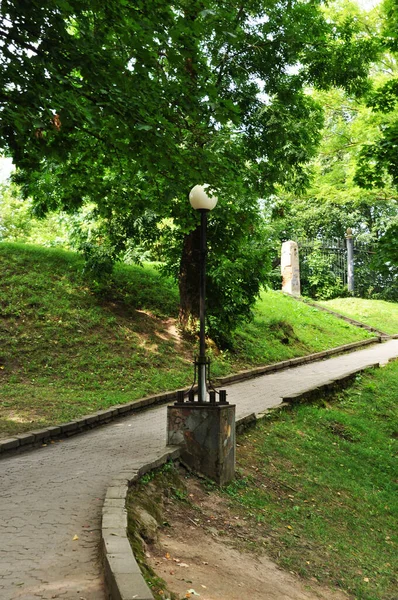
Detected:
left=320, top=297, right=398, bottom=335
left=0, top=242, right=372, bottom=438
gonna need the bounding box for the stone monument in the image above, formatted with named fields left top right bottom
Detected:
left=281, top=240, right=301, bottom=296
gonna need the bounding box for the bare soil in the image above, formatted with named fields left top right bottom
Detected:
left=145, top=476, right=349, bottom=600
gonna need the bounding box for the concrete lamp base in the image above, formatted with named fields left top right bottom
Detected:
left=167, top=403, right=236, bottom=486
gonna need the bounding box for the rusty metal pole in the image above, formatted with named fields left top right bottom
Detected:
left=198, top=209, right=207, bottom=403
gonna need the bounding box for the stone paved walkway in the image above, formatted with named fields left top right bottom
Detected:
left=1, top=340, right=398, bottom=600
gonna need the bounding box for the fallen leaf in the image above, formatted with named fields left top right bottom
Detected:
left=165, top=552, right=171, bottom=560
left=363, top=577, right=369, bottom=583
left=72, top=535, right=79, bottom=541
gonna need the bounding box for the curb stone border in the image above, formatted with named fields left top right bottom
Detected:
left=0, top=336, right=383, bottom=457
left=214, top=337, right=380, bottom=385
left=102, top=360, right=384, bottom=600
left=102, top=448, right=181, bottom=600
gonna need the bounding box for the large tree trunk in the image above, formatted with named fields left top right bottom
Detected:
left=178, top=226, right=201, bottom=333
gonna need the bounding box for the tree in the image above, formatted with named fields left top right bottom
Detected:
left=269, top=81, right=398, bottom=299
left=271, top=86, right=398, bottom=243
left=355, top=0, right=398, bottom=189
left=0, top=0, right=379, bottom=340
left=0, top=183, right=68, bottom=244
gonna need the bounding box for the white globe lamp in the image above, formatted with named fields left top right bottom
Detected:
left=189, top=184, right=218, bottom=211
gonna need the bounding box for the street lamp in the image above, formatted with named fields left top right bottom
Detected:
left=167, top=184, right=234, bottom=484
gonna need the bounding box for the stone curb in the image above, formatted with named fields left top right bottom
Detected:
left=215, top=337, right=380, bottom=385
left=102, top=447, right=181, bottom=600
left=0, top=388, right=179, bottom=458
left=103, top=360, right=382, bottom=600
left=0, top=337, right=382, bottom=457
left=281, top=363, right=380, bottom=404
left=102, top=409, right=262, bottom=600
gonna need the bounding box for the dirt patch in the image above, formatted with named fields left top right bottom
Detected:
left=141, top=472, right=349, bottom=600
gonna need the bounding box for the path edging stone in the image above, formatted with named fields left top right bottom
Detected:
left=102, top=448, right=181, bottom=600
left=102, top=360, right=382, bottom=600
left=214, top=337, right=380, bottom=385
left=0, top=337, right=381, bottom=457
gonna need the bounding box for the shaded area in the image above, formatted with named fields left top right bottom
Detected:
left=0, top=242, right=371, bottom=437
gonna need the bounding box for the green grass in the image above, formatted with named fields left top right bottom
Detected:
left=227, top=293, right=371, bottom=369
left=320, top=297, right=398, bottom=335
left=0, top=242, right=371, bottom=437
left=222, top=361, right=398, bottom=600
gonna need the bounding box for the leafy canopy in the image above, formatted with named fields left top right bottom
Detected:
left=0, top=0, right=380, bottom=338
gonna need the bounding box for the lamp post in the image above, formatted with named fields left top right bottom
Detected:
left=167, top=184, right=235, bottom=484
left=189, top=184, right=217, bottom=404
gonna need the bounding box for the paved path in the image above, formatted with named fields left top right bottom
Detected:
left=1, top=340, right=398, bottom=600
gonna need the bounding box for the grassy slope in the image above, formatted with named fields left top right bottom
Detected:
left=320, top=298, right=398, bottom=335
left=0, top=242, right=371, bottom=437
left=222, top=361, right=398, bottom=600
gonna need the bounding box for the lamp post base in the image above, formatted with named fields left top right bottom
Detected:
left=167, top=403, right=236, bottom=485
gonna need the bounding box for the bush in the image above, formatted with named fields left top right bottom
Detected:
left=300, top=246, right=348, bottom=300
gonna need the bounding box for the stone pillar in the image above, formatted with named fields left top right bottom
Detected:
left=167, top=403, right=236, bottom=485
left=281, top=240, right=301, bottom=296
left=346, top=228, right=354, bottom=294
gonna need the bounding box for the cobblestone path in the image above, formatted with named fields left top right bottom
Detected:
left=1, top=340, right=397, bottom=600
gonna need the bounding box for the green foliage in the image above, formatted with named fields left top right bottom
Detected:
left=271, top=84, right=398, bottom=242
left=300, top=245, right=347, bottom=300
left=162, top=205, right=277, bottom=344
left=270, top=43, right=398, bottom=302
left=354, top=0, right=398, bottom=190
left=0, top=183, right=69, bottom=245
left=0, top=0, right=381, bottom=335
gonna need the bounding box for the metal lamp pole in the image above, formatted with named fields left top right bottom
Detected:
left=189, top=185, right=217, bottom=403
left=198, top=208, right=208, bottom=403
